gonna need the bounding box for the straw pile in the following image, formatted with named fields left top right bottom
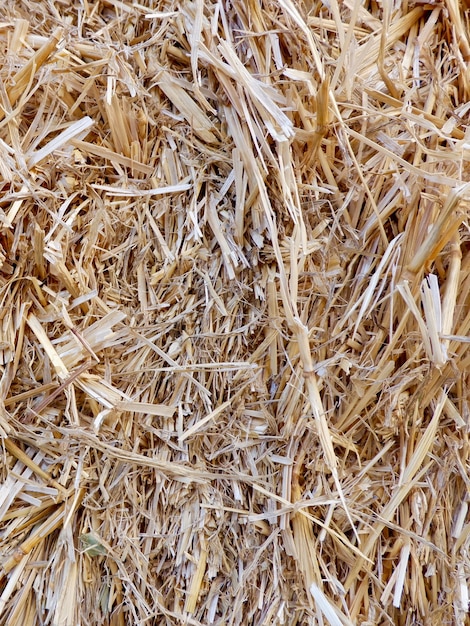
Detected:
left=0, top=1, right=469, bottom=624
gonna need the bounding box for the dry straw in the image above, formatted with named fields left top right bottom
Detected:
left=0, top=1, right=469, bottom=625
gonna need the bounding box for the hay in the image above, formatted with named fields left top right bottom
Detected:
left=0, top=1, right=469, bottom=624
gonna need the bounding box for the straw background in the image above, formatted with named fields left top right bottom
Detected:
left=0, top=1, right=469, bottom=625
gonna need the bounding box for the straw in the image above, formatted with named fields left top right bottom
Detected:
left=0, top=2, right=469, bottom=624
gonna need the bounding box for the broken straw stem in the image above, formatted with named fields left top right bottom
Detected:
left=294, top=321, right=359, bottom=544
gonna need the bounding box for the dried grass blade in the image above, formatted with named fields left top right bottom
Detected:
left=27, top=116, right=94, bottom=168
left=310, top=582, right=354, bottom=626
left=407, top=184, right=470, bottom=274
left=71, top=139, right=153, bottom=174
left=3, top=439, right=67, bottom=495
left=158, top=72, right=217, bottom=144
left=2, top=28, right=62, bottom=119
left=92, top=179, right=192, bottom=196
left=26, top=314, right=69, bottom=380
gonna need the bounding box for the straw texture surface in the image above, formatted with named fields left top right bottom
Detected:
left=0, top=1, right=469, bottom=625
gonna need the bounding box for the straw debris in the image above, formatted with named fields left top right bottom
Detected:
left=0, top=1, right=469, bottom=625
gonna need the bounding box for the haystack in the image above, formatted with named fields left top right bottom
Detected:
left=0, top=1, right=469, bottom=624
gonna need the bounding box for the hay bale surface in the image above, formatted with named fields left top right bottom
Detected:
left=0, top=1, right=469, bottom=624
